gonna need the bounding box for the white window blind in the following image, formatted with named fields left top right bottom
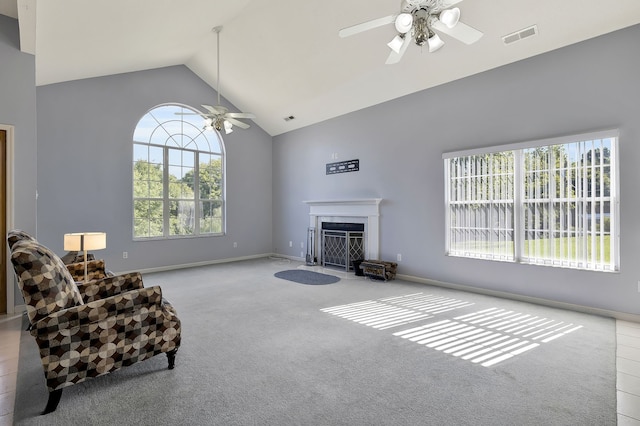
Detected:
left=444, top=130, right=619, bottom=272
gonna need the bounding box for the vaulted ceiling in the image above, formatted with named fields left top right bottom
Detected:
left=2, top=0, right=640, bottom=136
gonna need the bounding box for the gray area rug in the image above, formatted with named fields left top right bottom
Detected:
left=14, top=258, right=616, bottom=425
left=274, top=269, right=340, bottom=285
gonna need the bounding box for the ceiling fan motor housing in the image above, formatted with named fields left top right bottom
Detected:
left=399, top=0, right=449, bottom=47
left=339, top=0, right=482, bottom=64
left=401, top=0, right=445, bottom=13
left=412, top=9, right=430, bottom=46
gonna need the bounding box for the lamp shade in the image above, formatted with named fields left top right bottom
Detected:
left=439, top=7, right=460, bottom=29
left=428, top=33, right=445, bottom=52
left=394, top=13, right=413, bottom=34
left=64, top=232, right=107, bottom=251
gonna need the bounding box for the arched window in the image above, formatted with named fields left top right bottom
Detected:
left=133, top=104, right=225, bottom=239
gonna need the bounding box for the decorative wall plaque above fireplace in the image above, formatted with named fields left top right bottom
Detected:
left=326, top=159, right=359, bottom=175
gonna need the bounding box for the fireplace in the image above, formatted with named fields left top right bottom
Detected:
left=321, top=222, right=365, bottom=270
left=303, top=199, right=382, bottom=269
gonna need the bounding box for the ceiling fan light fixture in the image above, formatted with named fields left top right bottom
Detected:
left=224, top=120, right=233, bottom=134
left=387, top=35, right=404, bottom=53
left=203, top=117, right=214, bottom=131
left=214, top=117, right=224, bottom=132
left=439, top=7, right=460, bottom=29
left=412, top=9, right=429, bottom=46
left=428, top=32, right=445, bottom=52
left=394, top=13, right=413, bottom=34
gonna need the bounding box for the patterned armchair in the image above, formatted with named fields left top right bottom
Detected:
left=64, top=258, right=114, bottom=282
left=7, top=229, right=113, bottom=282
left=7, top=230, right=181, bottom=414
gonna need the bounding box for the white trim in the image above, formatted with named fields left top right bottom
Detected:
left=132, top=103, right=226, bottom=240
left=119, top=253, right=271, bottom=275
left=442, top=129, right=619, bottom=159
left=443, top=130, right=619, bottom=272
left=1, top=125, right=15, bottom=314
left=303, top=199, right=382, bottom=260
left=127, top=254, right=640, bottom=323
left=397, top=273, right=640, bottom=323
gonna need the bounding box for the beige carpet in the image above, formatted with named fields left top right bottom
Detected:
left=15, top=257, right=616, bottom=425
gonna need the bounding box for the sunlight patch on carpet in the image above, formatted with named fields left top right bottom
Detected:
left=322, top=295, right=585, bottom=368
left=320, top=293, right=474, bottom=330
left=394, top=307, right=583, bottom=367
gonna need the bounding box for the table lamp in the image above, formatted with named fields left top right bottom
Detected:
left=63, top=232, right=107, bottom=282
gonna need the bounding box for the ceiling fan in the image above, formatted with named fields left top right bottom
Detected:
left=339, top=0, right=483, bottom=64
left=177, top=26, right=255, bottom=134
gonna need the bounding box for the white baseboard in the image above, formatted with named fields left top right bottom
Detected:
left=5, top=304, right=26, bottom=316
left=89, top=253, right=640, bottom=323
left=120, top=253, right=274, bottom=275
left=397, top=273, right=640, bottom=323
left=271, top=254, right=306, bottom=262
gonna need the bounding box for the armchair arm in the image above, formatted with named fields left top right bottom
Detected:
left=31, top=285, right=164, bottom=337
left=78, top=272, right=144, bottom=303
left=66, top=259, right=109, bottom=281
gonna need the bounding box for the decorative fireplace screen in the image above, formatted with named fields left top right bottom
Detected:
left=321, top=223, right=365, bottom=271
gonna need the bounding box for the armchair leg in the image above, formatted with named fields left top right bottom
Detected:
left=42, top=389, right=63, bottom=415
left=167, top=349, right=177, bottom=370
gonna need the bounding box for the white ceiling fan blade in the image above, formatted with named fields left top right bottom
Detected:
left=339, top=14, right=395, bottom=38
left=440, top=0, right=464, bottom=8
left=202, top=104, right=227, bottom=114
left=225, top=117, right=250, bottom=130
left=432, top=20, right=483, bottom=45
left=385, top=35, right=411, bottom=64
left=226, top=112, right=256, bottom=119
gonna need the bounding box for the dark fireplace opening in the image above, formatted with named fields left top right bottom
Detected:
left=321, top=222, right=365, bottom=232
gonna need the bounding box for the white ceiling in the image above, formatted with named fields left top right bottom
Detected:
left=2, top=0, right=640, bottom=136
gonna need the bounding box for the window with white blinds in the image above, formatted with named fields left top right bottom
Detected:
left=443, top=130, right=619, bottom=272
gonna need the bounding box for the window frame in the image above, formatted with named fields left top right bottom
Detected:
left=132, top=103, right=226, bottom=240
left=443, top=129, right=619, bottom=272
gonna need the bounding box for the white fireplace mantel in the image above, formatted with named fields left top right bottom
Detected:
left=304, top=199, right=382, bottom=261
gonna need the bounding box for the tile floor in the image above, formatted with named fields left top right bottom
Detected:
left=0, top=312, right=638, bottom=425
left=0, top=314, right=21, bottom=426
left=618, top=319, right=640, bottom=425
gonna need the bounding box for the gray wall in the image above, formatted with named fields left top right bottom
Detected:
left=0, top=15, right=37, bottom=306
left=273, top=24, right=640, bottom=315
left=4, top=12, right=640, bottom=316
left=36, top=66, right=273, bottom=272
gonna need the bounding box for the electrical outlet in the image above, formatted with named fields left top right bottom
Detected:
left=300, top=251, right=304, bottom=258
left=123, top=251, right=128, bottom=259
left=289, top=241, right=293, bottom=247
left=300, top=241, right=304, bottom=248
left=638, top=280, right=640, bottom=292
left=397, top=253, right=402, bottom=262
left=233, top=242, right=237, bottom=248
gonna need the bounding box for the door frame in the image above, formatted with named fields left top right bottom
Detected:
left=0, top=125, right=15, bottom=314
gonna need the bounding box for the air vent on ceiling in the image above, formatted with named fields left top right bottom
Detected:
left=502, top=25, right=538, bottom=45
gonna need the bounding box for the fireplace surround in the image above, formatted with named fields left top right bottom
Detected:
left=304, top=199, right=382, bottom=267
